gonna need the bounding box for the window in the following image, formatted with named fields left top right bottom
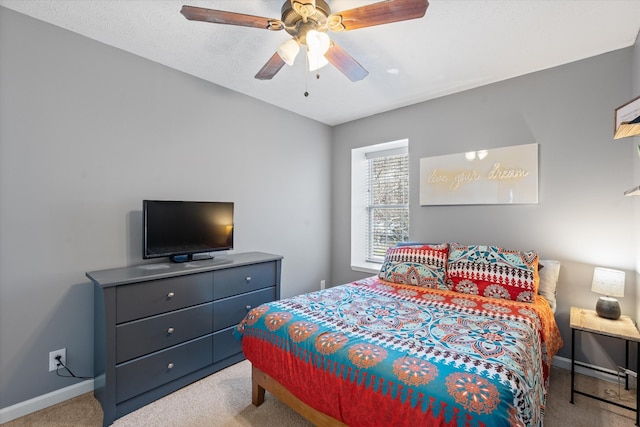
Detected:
left=351, top=140, right=409, bottom=273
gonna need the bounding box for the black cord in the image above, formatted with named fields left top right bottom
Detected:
left=55, top=356, right=93, bottom=380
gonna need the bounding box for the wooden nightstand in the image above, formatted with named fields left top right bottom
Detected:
left=570, top=306, right=640, bottom=425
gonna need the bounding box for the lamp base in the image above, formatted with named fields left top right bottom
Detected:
left=595, top=297, right=621, bottom=320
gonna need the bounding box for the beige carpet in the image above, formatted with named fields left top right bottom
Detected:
left=2, top=362, right=636, bottom=426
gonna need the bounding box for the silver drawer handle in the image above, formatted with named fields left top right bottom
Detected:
left=245, top=276, right=252, bottom=282
left=167, top=327, right=175, bottom=334
left=167, top=292, right=175, bottom=299
left=167, top=363, right=174, bottom=369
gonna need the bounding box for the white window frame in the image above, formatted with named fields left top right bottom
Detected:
left=351, top=139, right=409, bottom=274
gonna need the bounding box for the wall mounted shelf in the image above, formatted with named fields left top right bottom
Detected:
left=624, top=186, right=640, bottom=196
left=614, top=96, right=640, bottom=139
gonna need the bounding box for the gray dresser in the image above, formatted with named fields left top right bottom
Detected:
left=87, top=252, right=282, bottom=426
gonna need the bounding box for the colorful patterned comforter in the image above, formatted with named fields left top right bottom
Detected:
left=236, top=276, right=563, bottom=427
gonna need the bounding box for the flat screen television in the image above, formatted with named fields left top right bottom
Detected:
left=143, top=200, right=234, bottom=262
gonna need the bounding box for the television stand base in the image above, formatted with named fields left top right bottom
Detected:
left=170, top=253, right=213, bottom=263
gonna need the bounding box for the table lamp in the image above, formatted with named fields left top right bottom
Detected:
left=591, top=267, right=625, bottom=320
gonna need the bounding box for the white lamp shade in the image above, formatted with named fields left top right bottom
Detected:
left=277, top=39, right=300, bottom=66
left=306, top=30, right=330, bottom=55
left=591, top=267, right=625, bottom=298
left=307, top=50, right=329, bottom=71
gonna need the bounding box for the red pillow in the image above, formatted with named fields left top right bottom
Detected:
left=447, top=244, right=539, bottom=302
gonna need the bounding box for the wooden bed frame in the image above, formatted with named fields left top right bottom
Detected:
left=251, top=364, right=348, bottom=427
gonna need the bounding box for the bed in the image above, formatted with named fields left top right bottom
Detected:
left=236, top=244, right=563, bottom=427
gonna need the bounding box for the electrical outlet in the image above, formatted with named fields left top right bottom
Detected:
left=49, top=348, right=66, bottom=372
left=320, top=280, right=326, bottom=290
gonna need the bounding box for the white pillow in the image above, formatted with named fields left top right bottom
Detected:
left=538, top=260, right=561, bottom=313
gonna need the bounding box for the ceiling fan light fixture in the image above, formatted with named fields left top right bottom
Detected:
left=277, top=38, right=300, bottom=66
left=307, top=50, right=329, bottom=71
left=182, top=0, right=428, bottom=82
left=306, top=30, right=330, bottom=55
left=306, top=30, right=330, bottom=71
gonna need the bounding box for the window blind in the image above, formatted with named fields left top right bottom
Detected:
left=365, top=149, right=409, bottom=262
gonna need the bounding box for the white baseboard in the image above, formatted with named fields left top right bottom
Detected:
left=0, top=379, right=94, bottom=424
left=552, top=355, right=636, bottom=388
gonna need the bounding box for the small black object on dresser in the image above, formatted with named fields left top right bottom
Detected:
left=87, top=252, right=282, bottom=427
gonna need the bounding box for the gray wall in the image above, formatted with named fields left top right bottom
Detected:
left=331, top=48, right=638, bottom=364
left=0, top=7, right=332, bottom=408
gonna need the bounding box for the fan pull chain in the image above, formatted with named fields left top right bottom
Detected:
left=304, top=51, right=309, bottom=97
left=303, top=52, right=322, bottom=97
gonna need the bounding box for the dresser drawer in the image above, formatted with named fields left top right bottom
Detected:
left=213, top=262, right=276, bottom=300
left=117, top=273, right=214, bottom=323
left=213, top=287, right=275, bottom=331
left=213, top=326, right=243, bottom=363
left=115, top=335, right=213, bottom=403
left=116, top=303, right=213, bottom=363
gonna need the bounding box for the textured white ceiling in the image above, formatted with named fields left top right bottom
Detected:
left=1, top=0, right=640, bottom=125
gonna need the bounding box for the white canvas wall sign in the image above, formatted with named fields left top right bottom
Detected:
left=419, top=143, right=538, bottom=205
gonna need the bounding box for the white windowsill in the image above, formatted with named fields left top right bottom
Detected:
left=351, top=262, right=381, bottom=275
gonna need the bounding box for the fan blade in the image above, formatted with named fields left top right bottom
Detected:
left=255, top=52, right=286, bottom=80
left=180, top=5, right=283, bottom=30
left=330, top=0, right=428, bottom=31
left=324, top=42, right=369, bottom=82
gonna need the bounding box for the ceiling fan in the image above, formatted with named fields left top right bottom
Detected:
left=180, top=0, right=428, bottom=82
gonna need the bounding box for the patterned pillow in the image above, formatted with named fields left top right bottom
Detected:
left=378, top=244, right=449, bottom=289
left=447, top=244, right=539, bottom=303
